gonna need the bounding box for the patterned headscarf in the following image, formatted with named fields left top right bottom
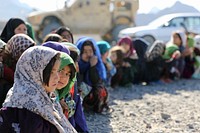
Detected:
left=6, top=34, right=35, bottom=59
left=3, top=46, right=77, bottom=133
left=0, top=18, right=25, bottom=43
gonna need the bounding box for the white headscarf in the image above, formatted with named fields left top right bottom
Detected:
left=170, top=30, right=187, bottom=47
left=3, top=46, right=77, bottom=133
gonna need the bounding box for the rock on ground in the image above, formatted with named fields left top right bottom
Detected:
left=84, top=79, right=200, bottom=133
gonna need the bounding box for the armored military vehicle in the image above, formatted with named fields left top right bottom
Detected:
left=27, top=0, right=139, bottom=42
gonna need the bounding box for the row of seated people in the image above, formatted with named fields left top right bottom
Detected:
left=1, top=17, right=200, bottom=132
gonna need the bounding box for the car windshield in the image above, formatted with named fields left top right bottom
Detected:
left=148, top=15, right=174, bottom=27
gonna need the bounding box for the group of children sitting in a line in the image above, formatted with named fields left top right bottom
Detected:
left=0, top=17, right=200, bottom=132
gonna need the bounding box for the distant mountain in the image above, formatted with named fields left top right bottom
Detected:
left=136, top=1, right=200, bottom=26
left=0, top=0, right=34, bottom=33
left=149, top=7, right=160, bottom=14
left=0, top=0, right=33, bottom=21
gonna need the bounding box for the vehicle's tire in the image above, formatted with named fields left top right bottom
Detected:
left=38, top=16, right=62, bottom=43
left=112, top=24, right=129, bottom=42
left=142, top=35, right=155, bottom=45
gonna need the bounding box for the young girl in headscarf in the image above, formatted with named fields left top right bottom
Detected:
left=3, top=34, right=36, bottom=82
left=0, top=46, right=76, bottom=133
left=76, top=37, right=108, bottom=113
left=117, top=36, right=137, bottom=59
left=58, top=51, right=88, bottom=133
left=110, top=45, right=126, bottom=87
left=0, top=34, right=35, bottom=108
left=55, top=26, right=74, bottom=43
left=76, top=37, right=106, bottom=87
left=117, top=36, right=137, bottom=84
left=0, top=18, right=27, bottom=43
left=43, top=41, right=88, bottom=132
left=97, top=40, right=116, bottom=86
left=161, top=31, right=186, bottom=82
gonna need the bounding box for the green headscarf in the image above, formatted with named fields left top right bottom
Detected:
left=26, top=22, right=36, bottom=41
left=162, top=43, right=179, bottom=60
left=187, top=36, right=194, bottom=48
left=57, top=52, right=76, bottom=100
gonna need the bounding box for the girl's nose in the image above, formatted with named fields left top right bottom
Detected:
left=56, top=72, right=60, bottom=82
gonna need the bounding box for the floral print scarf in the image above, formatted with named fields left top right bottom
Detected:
left=3, top=46, right=76, bottom=133
left=6, top=33, right=35, bottom=60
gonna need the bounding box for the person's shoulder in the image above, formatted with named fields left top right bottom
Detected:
left=0, top=107, right=59, bottom=132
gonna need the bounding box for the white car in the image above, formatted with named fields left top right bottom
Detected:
left=118, top=13, right=200, bottom=44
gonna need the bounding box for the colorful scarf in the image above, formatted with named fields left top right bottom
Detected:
left=3, top=46, right=76, bottom=133
left=58, top=52, right=76, bottom=100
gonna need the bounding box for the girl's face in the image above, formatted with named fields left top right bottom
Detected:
left=43, top=60, right=60, bottom=92
left=81, top=45, right=94, bottom=62
left=110, top=51, right=117, bottom=64
left=14, top=24, right=27, bottom=35
left=173, top=34, right=182, bottom=46
left=61, top=31, right=72, bottom=43
left=57, top=65, right=71, bottom=89
left=121, top=43, right=130, bottom=53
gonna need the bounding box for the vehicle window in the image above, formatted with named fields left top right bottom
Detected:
left=185, top=17, right=200, bottom=29
left=169, top=17, right=184, bottom=27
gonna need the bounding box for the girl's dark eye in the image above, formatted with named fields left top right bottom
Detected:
left=66, top=73, right=71, bottom=77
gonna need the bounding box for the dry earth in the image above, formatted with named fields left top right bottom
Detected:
left=84, top=79, right=200, bottom=133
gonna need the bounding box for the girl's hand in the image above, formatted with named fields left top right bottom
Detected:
left=60, top=98, right=68, bottom=110
left=105, top=62, right=112, bottom=71
left=166, top=51, right=181, bottom=62
left=122, top=62, right=131, bottom=67
left=182, top=47, right=193, bottom=56
left=172, top=50, right=181, bottom=59
left=90, top=56, right=98, bottom=67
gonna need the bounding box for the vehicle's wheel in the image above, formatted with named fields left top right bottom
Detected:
left=38, top=17, right=62, bottom=43
left=142, top=35, right=155, bottom=45
left=112, top=24, right=129, bottom=42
